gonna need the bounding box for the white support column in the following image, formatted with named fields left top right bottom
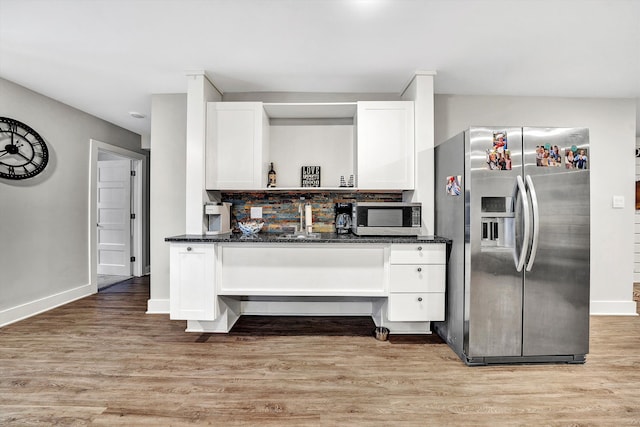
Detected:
left=185, top=71, right=223, bottom=234
left=401, top=70, right=436, bottom=235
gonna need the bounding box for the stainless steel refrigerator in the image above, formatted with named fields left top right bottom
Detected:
left=434, top=127, right=590, bottom=365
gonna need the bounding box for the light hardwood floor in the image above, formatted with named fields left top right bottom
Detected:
left=1, top=277, right=638, bottom=426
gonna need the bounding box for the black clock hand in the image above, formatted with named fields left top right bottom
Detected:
left=0, top=151, right=8, bottom=158
left=17, top=152, right=32, bottom=162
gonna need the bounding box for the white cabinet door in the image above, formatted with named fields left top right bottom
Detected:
left=357, top=101, right=414, bottom=190
left=169, top=244, right=216, bottom=320
left=205, top=102, right=267, bottom=190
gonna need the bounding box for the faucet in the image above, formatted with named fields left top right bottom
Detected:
left=296, top=197, right=313, bottom=236
left=298, top=198, right=305, bottom=234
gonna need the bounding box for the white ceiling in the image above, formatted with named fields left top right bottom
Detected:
left=1, top=0, right=638, bottom=137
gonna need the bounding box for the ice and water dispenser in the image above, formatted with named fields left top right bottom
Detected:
left=205, top=202, right=231, bottom=235
left=480, top=196, right=514, bottom=249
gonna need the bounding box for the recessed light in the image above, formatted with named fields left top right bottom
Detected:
left=129, top=111, right=145, bottom=119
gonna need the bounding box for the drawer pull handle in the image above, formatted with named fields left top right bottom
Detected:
left=187, top=247, right=192, bottom=252
left=417, top=246, right=422, bottom=251
left=417, top=267, right=422, bottom=272
left=417, top=297, right=423, bottom=302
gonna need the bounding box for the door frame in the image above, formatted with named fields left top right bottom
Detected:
left=89, top=139, right=147, bottom=291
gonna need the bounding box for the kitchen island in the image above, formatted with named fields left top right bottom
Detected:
left=165, top=233, right=449, bottom=336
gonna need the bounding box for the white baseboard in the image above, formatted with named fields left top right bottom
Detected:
left=0, top=283, right=94, bottom=328
left=590, top=300, right=638, bottom=316
left=146, top=298, right=169, bottom=314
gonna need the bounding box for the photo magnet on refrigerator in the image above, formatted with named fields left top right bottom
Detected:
left=446, top=175, right=461, bottom=196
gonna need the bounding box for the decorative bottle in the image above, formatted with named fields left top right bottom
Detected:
left=267, top=162, right=277, bottom=188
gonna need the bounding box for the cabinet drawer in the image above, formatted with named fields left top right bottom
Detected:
left=390, top=243, right=445, bottom=264
left=387, top=293, right=445, bottom=322
left=389, top=264, right=445, bottom=292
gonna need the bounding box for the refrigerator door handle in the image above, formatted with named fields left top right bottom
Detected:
left=513, top=175, right=531, bottom=272
left=525, top=175, right=540, bottom=271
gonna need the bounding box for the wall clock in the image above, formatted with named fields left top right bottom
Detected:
left=0, top=117, right=49, bottom=180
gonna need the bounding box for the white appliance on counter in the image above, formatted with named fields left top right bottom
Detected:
left=205, top=202, right=231, bottom=235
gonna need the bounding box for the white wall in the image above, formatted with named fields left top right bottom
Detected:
left=435, top=94, right=637, bottom=315
left=269, top=125, right=354, bottom=187
left=0, top=78, right=144, bottom=326
left=147, top=94, right=187, bottom=312
left=635, top=137, right=640, bottom=282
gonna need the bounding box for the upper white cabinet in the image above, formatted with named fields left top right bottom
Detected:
left=205, top=101, right=414, bottom=191
left=205, top=102, right=269, bottom=190
left=356, top=101, right=415, bottom=190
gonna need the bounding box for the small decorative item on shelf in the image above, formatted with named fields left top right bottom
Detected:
left=301, top=165, right=321, bottom=187
left=237, top=219, right=264, bottom=239
left=339, top=175, right=347, bottom=187
left=348, top=174, right=355, bottom=187
left=267, top=162, right=277, bottom=188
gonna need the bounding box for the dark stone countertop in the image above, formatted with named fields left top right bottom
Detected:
left=165, top=232, right=450, bottom=244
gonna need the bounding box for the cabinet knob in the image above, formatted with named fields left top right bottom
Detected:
left=417, top=267, right=422, bottom=272
left=187, top=247, right=192, bottom=252
left=417, top=246, right=422, bottom=251
left=417, top=297, right=423, bottom=302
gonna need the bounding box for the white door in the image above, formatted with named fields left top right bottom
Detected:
left=97, top=159, right=132, bottom=276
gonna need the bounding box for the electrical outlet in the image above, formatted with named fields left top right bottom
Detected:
left=250, top=207, right=263, bottom=219
left=612, top=196, right=625, bottom=209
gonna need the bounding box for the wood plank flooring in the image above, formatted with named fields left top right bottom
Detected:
left=1, top=276, right=639, bottom=426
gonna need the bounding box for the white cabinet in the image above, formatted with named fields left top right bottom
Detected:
left=204, top=101, right=414, bottom=191
left=167, top=240, right=447, bottom=333
left=356, top=101, right=415, bottom=190
left=387, top=243, right=445, bottom=322
left=169, top=243, right=216, bottom=320
left=205, top=102, right=268, bottom=190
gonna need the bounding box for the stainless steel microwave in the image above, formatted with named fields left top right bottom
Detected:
left=352, top=202, right=422, bottom=236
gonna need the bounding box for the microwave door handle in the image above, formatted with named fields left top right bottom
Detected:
left=513, top=175, right=530, bottom=272
left=525, top=175, right=539, bottom=272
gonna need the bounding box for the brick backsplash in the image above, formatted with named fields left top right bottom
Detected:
left=222, top=191, right=403, bottom=233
